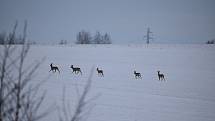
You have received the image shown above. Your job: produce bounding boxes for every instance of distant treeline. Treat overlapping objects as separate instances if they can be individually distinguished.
[2,22,215,45]
[76,30,112,44]
[206,39,215,44]
[0,21,26,45]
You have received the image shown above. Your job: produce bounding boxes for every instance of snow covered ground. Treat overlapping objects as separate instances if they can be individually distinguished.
[26,44,215,121]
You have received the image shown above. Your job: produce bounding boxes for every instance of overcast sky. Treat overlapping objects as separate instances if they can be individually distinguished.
[0,0,215,44]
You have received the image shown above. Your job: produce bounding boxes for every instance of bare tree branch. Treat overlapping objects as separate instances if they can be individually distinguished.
[0,21,49,121]
[59,66,99,121]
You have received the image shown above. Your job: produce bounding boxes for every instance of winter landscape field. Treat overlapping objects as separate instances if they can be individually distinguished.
[22,44,215,121]
[1,0,215,121]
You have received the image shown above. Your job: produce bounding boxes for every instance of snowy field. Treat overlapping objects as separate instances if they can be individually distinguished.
[25,44,215,121]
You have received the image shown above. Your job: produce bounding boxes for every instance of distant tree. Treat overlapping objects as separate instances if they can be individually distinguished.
[102,33,112,44]
[92,32,112,44]
[206,39,215,44]
[0,32,6,44]
[28,41,37,45]
[93,31,102,44]
[59,40,67,45]
[76,30,92,44]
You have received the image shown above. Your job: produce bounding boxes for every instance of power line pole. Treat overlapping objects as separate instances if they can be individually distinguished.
[144,27,153,44]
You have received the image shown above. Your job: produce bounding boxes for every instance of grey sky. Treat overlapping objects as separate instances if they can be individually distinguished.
[0,0,215,44]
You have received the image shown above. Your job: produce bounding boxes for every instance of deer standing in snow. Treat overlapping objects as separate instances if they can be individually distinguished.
[157,71,165,81]
[96,68,104,77]
[134,71,142,79]
[70,65,82,75]
[49,63,60,73]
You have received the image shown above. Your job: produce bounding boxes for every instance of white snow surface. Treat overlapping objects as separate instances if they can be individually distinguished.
[21,44,215,121]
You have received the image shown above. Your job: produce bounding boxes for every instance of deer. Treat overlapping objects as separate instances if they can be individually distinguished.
[49,63,60,73]
[96,68,104,77]
[70,65,82,75]
[157,71,165,81]
[134,71,142,79]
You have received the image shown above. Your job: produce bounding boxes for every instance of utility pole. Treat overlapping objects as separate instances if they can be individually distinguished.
[144,27,153,44]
